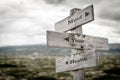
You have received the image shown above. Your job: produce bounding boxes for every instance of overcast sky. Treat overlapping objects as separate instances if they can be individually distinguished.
[0,0,120,47]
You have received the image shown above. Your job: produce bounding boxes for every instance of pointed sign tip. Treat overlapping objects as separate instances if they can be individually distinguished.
[85,12,89,17]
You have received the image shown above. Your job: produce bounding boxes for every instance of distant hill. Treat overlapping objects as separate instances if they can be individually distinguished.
[109,43,120,52]
[0,43,120,56]
[0,44,71,56]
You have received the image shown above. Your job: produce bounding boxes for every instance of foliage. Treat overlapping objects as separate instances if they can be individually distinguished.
[0,55,119,80]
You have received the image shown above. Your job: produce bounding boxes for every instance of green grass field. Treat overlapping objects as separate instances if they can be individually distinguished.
[0,55,120,80]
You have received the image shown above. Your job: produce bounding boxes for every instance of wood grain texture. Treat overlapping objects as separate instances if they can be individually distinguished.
[73,69,85,80]
[55,5,94,32]
[56,49,98,73]
[47,31,109,50]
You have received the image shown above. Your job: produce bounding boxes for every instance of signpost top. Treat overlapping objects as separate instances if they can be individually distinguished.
[55,5,94,32]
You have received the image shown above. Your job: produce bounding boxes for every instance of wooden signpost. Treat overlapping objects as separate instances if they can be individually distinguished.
[46,5,109,80]
[47,31,109,50]
[55,5,94,32]
[56,49,97,73]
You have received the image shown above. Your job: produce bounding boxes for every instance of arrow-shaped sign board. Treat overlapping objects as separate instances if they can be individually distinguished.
[55,5,94,32]
[47,31,109,50]
[56,49,98,73]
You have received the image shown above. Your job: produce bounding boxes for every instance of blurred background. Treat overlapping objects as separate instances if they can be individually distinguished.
[0,0,120,80]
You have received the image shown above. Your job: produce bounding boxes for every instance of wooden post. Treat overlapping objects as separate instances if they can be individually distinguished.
[71,27,85,80]
[73,69,85,80]
[70,8,85,80]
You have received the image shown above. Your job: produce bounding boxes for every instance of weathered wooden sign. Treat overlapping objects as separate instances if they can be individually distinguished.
[47,31,109,50]
[55,5,94,32]
[56,49,98,73]
[47,4,109,80]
